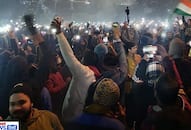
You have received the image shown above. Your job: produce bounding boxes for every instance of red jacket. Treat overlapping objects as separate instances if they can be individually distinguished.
[46,72,66,94]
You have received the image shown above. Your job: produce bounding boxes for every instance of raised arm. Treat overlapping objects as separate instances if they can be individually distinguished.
[51,17,96,122]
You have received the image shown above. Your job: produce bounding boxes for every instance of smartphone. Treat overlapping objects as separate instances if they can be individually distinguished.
[103,36,108,43]
[143,45,157,54]
[146,54,154,59]
[188,41,191,47]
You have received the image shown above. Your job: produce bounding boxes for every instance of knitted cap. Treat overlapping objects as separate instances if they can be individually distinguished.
[9,83,33,102]
[93,78,120,106]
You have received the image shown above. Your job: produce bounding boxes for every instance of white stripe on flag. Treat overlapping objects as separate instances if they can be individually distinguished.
[176,3,191,15]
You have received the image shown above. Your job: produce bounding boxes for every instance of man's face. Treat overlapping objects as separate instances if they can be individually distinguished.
[9,93,33,121]
[129,45,138,54]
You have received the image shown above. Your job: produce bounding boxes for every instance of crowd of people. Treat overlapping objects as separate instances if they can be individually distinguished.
[0,13,191,130]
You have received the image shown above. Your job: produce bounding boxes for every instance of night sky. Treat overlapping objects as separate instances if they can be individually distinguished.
[0,0,180,23]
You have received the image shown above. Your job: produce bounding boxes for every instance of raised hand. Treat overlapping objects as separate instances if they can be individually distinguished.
[51,16,62,34]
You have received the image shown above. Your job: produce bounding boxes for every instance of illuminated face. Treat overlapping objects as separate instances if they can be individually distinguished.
[9,93,33,121]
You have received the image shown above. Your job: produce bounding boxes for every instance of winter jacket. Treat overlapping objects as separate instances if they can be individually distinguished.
[46,72,66,94]
[56,33,96,122]
[6,108,64,130]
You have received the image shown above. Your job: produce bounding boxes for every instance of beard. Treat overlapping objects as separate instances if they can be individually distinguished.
[11,107,32,122]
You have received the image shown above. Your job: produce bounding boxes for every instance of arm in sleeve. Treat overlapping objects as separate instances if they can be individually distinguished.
[113,42,128,85]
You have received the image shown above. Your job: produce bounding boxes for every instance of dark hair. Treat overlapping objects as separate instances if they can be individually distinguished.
[82,50,98,66]
[126,42,137,51]
[155,73,179,106]
[104,53,119,66]
[153,108,191,130]
[4,56,29,90]
[9,83,33,102]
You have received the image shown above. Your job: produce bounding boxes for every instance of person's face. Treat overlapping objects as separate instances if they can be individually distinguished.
[9,93,33,121]
[128,45,138,54]
[27,45,32,52]
[113,27,121,38]
[187,19,191,25]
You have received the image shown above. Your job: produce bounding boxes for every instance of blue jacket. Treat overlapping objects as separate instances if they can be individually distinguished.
[66,113,125,130]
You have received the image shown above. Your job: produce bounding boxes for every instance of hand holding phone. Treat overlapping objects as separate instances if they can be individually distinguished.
[51,16,63,34]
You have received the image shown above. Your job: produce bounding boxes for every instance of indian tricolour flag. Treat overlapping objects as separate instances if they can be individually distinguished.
[174,0,191,16]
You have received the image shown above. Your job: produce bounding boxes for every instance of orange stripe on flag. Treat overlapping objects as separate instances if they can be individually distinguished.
[181,0,191,8]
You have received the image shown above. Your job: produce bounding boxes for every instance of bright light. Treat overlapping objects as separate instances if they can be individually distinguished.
[3,24,12,32]
[178,20,183,25]
[85,1,90,4]
[85,30,89,33]
[70,0,90,5]
[95,27,100,31]
[0,27,4,33]
[79,26,85,30]
[135,23,141,30]
[45,25,50,30]
[146,20,154,28]
[143,45,157,54]
[25,36,29,40]
[141,18,145,24]
[75,35,80,40]
[189,41,191,47]
[35,24,42,29]
[15,27,19,31]
[161,21,169,29]
[51,28,57,34]
[120,23,124,26]
[163,22,169,28]
[41,31,46,35]
[161,32,166,38]
[153,28,157,34]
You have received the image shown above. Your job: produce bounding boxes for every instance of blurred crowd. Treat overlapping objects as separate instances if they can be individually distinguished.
[0,14,191,130]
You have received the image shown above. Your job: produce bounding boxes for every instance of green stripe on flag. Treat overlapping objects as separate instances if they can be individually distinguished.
[174,8,191,16]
